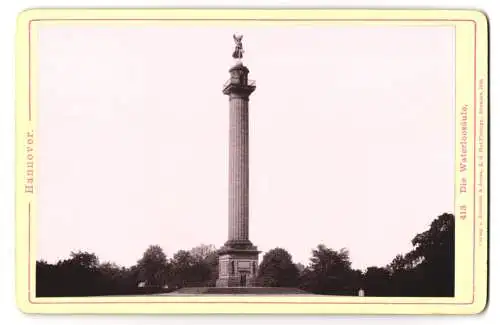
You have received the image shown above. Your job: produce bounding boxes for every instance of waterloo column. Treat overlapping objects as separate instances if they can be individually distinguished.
[217,35,260,288]
[227,64,253,244]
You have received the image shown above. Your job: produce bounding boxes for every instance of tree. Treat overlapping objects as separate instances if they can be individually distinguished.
[68,251,99,268]
[99,262,120,278]
[411,213,454,262]
[362,266,391,296]
[136,245,169,287]
[385,213,455,297]
[43,251,104,296]
[299,245,358,295]
[189,244,219,286]
[295,262,306,276]
[36,251,160,297]
[410,213,455,296]
[190,244,217,262]
[36,260,55,296]
[203,250,219,287]
[388,254,410,273]
[96,262,142,295]
[256,248,299,287]
[169,247,215,288]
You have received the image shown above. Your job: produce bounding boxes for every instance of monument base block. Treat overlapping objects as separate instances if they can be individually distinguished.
[216,243,260,288]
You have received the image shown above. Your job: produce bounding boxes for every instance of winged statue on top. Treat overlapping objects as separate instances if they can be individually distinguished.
[232,34,244,60]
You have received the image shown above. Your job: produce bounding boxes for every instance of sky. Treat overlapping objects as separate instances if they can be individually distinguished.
[36,23,455,270]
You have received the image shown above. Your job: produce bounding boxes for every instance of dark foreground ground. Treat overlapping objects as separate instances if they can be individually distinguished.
[163,287,312,295]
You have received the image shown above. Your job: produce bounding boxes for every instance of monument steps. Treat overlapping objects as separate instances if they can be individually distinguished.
[168,287,311,295]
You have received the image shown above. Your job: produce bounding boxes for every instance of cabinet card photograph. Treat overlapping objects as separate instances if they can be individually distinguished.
[15,8,488,315]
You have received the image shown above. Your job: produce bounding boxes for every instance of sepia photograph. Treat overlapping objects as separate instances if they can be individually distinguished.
[34,23,455,297]
[15,8,488,315]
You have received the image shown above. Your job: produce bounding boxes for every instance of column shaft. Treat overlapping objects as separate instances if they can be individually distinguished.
[228,95,249,242]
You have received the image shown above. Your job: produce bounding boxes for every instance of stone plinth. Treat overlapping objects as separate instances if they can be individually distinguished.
[216,245,259,287]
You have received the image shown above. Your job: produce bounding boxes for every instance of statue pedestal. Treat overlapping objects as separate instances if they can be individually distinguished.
[216,243,260,288]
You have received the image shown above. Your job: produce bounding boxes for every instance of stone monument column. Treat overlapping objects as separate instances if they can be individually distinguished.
[216,35,260,288]
[227,65,253,245]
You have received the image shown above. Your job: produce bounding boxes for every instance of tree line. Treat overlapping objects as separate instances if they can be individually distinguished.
[36,212,454,297]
